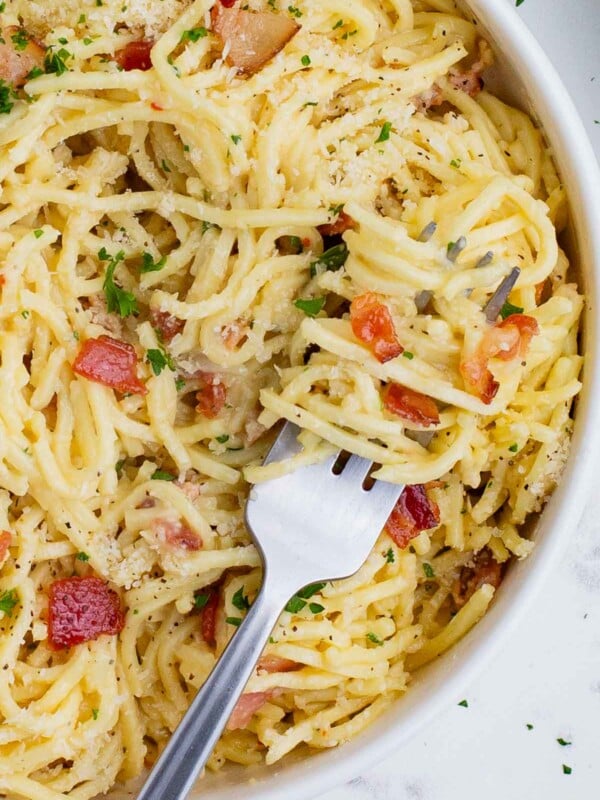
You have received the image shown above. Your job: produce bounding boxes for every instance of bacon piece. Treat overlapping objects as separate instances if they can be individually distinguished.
[149,309,185,343]
[115,40,154,71]
[221,320,248,350]
[196,374,227,418]
[350,292,403,363]
[73,335,147,395]
[448,39,493,99]
[152,519,203,551]
[200,588,220,646]
[87,293,123,337]
[460,314,539,404]
[257,655,300,674]
[385,484,440,549]
[318,211,356,237]
[0,531,11,566]
[383,384,440,427]
[211,4,300,75]
[227,691,275,730]
[48,576,125,650]
[452,547,503,609]
[0,27,45,88]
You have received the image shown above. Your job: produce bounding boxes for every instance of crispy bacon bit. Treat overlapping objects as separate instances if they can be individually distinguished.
[221,321,248,350]
[460,314,539,404]
[73,335,147,396]
[149,309,185,343]
[452,547,504,609]
[257,655,300,674]
[0,531,11,566]
[535,279,550,305]
[350,292,403,363]
[385,485,440,549]
[211,4,300,75]
[196,374,227,418]
[48,576,125,650]
[200,589,219,646]
[227,691,275,730]
[115,40,154,71]
[152,519,203,551]
[0,27,45,88]
[318,211,356,237]
[383,384,440,427]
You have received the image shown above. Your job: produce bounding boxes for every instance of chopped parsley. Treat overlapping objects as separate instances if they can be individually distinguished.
[33,229,43,238]
[27,66,44,80]
[515,0,525,5]
[301,54,311,66]
[0,589,18,617]
[101,250,138,318]
[232,586,251,612]
[151,469,176,481]
[328,203,344,217]
[285,582,326,614]
[422,562,435,579]
[384,547,395,563]
[557,738,572,747]
[509,443,519,453]
[376,121,392,143]
[11,29,30,51]
[226,616,242,627]
[115,458,126,478]
[310,243,348,277]
[0,80,17,115]
[294,296,326,317]
[288,5,302,17]
[332,19,344,30]
[180,27,208,43]
[216,434,230,444]
[499,300,524,319]
[141,252,166,273]
[457,699,468,708]
[92,708,99,720]
[526,723,534,730]
[366,632,384,646]
[194,593,210,609]
[562,765,572,775]
[175,377,186,391]
[450,158,462,168]
[285,595,308,614]
[76,551,90,562]
[402,351,414,360]
[44,47,73,76]
[230,134,242,144]
[308,602,325,614]
[161,159,171,173]
[146,347,175,376]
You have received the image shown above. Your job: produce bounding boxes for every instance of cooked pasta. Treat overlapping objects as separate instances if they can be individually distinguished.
[0,0,582,797]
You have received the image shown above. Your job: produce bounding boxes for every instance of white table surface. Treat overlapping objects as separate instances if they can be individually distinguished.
[319,2,600,799]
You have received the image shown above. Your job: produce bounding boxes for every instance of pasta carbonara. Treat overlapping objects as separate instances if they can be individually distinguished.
[0,0,583,797]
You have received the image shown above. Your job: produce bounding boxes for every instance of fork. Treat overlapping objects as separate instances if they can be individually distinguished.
[137,421,403,800]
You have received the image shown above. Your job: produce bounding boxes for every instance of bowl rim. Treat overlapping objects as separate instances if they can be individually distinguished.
[189,3,600,798]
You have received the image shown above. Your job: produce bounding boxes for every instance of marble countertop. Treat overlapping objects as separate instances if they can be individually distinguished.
[320,3,600,799]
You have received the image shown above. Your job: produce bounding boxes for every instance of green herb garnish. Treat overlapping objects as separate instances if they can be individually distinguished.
[141,252,166,273]
[500,301,524,319]
[232,586,250,612]
[422,562,435,579]
[375,121,392,143]
[102,250,138,317]
[366,632,384,646]
[294,296,326,317]
[0,589,18,617]
[151,469,176,481]
[146,347,176,376]
[180,27,208,43]
[310,243,348,277]
[226,616,242,627]
[76,551,90,562]
[458,699,468,708]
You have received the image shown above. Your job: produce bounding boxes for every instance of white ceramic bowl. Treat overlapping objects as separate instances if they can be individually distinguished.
[119,3,600,798]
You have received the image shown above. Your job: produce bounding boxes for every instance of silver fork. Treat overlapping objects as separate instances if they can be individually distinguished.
[137,422,403,800]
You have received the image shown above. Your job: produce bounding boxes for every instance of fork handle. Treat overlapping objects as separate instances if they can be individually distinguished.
[137,579,289,800]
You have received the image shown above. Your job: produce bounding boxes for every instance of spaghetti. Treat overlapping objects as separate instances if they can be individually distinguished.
[0,0,583,797]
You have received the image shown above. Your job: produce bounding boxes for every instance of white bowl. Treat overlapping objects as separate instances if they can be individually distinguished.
[122,3,600,798]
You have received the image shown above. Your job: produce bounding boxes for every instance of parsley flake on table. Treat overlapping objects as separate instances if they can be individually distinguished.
[458,699,468,708]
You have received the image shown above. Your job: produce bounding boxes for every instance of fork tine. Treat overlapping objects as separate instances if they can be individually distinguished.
[262,422,306,465]
[339,453,375,484]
